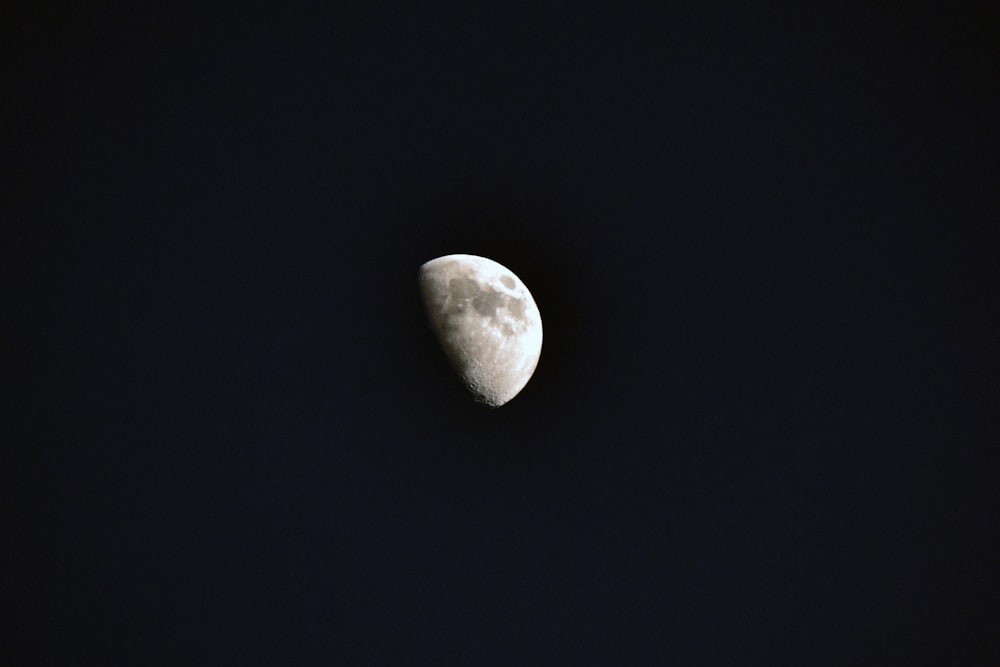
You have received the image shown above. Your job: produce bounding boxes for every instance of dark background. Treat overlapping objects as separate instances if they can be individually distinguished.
[5,2,998,664]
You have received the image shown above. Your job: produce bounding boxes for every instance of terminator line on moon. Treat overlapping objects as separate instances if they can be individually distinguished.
[419,254,543,407]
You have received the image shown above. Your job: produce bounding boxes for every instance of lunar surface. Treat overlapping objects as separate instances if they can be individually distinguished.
[419,254,543,407]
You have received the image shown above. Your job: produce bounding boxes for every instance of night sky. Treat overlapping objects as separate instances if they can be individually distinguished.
[6,2,998,664]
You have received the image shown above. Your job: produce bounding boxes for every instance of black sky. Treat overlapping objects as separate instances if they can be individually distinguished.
[5,2,999,664]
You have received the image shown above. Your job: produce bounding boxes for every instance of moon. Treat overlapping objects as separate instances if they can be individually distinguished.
[419,254,543,407]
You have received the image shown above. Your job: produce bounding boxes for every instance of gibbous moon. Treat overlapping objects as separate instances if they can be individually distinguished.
[419,254,543,407]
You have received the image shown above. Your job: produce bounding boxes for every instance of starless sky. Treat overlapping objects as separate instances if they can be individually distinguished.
[5,2,998,664]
